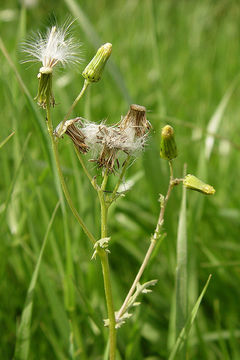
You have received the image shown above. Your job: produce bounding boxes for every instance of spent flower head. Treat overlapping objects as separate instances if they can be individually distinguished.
[55,104,151,173]
[22,22,82,108]
[22,23,81,69]
[120,104,151,137]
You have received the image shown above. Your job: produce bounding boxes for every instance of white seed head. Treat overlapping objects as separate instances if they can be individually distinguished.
[22,22,82,69]
[80,121,147,156]
[54,112,150,172]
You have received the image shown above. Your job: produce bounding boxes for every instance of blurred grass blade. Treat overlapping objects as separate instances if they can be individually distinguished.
[0,37,52,166]
[0,133,31,223]
[0,34,76,320]
[205,77,239,160]
[168,274,212,360]
[0,131,15,149]
[175,167,187,353]
[63,0,132,103]
[40,323,67,360]
[0,37,65,211]
[14,202,60,360]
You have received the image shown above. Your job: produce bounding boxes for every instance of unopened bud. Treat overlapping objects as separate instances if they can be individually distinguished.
[35,67,55,108]
[160,125,177,160]
[82,43,112,83]
[183,174,215,195]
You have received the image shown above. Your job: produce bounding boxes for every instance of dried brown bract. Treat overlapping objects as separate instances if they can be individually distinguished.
[64,118,89,153]
[119,104,151,137]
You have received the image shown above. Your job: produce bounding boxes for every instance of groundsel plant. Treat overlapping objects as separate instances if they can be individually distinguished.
[21,22,215,359]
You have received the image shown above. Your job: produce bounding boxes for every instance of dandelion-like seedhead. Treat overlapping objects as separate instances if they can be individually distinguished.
[22,22,82,108]
[55,105,151,172]
[22,23,82,69]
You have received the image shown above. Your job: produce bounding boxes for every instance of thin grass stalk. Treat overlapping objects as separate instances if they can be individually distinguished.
[175,164,187,358]
[0,131,15,149]
[14,202,60,360]
[169,275,212,360]
[0,133,31,227]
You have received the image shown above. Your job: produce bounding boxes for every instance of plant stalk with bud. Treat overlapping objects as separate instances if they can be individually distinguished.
[22,23,215,360]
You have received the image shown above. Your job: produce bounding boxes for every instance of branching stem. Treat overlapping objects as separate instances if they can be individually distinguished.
[116,160,175,321]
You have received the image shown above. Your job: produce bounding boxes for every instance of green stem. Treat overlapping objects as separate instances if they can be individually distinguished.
[74,146,98,191]
[98,172,117,360]
[116,160,175,321]
[64,79,90,123]
[46,104,96,245]
[57,80,90,138]
[110,155,131,203]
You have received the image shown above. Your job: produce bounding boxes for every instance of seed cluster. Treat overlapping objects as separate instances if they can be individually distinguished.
[55,105,151,172]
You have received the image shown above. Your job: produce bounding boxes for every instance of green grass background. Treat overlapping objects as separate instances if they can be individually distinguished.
[1,0,240,359]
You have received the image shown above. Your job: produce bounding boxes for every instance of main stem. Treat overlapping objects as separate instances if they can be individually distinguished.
[116,161,174,321]
[98,172,116,360]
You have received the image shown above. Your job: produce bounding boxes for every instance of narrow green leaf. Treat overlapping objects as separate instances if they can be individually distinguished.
[14,202,60,360]
[0,37,52,167]
[0,131,15,149]
[0,133,31,224]
[40,322,68,360]
[168,275,212,360]
[175,172,187,339]
[205,77,239,160]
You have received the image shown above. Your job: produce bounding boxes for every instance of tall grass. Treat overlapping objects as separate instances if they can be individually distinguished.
[1,0,240,359]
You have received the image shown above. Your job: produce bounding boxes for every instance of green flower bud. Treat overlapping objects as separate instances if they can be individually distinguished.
[82,43,112,83]
[160,125,177,160]
[35,66,55,108]
[183,174,215,195]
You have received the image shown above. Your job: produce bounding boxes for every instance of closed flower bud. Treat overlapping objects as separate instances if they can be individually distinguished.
[183,174,215,195]
[82,43,112,82]
[160,125,177,160]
